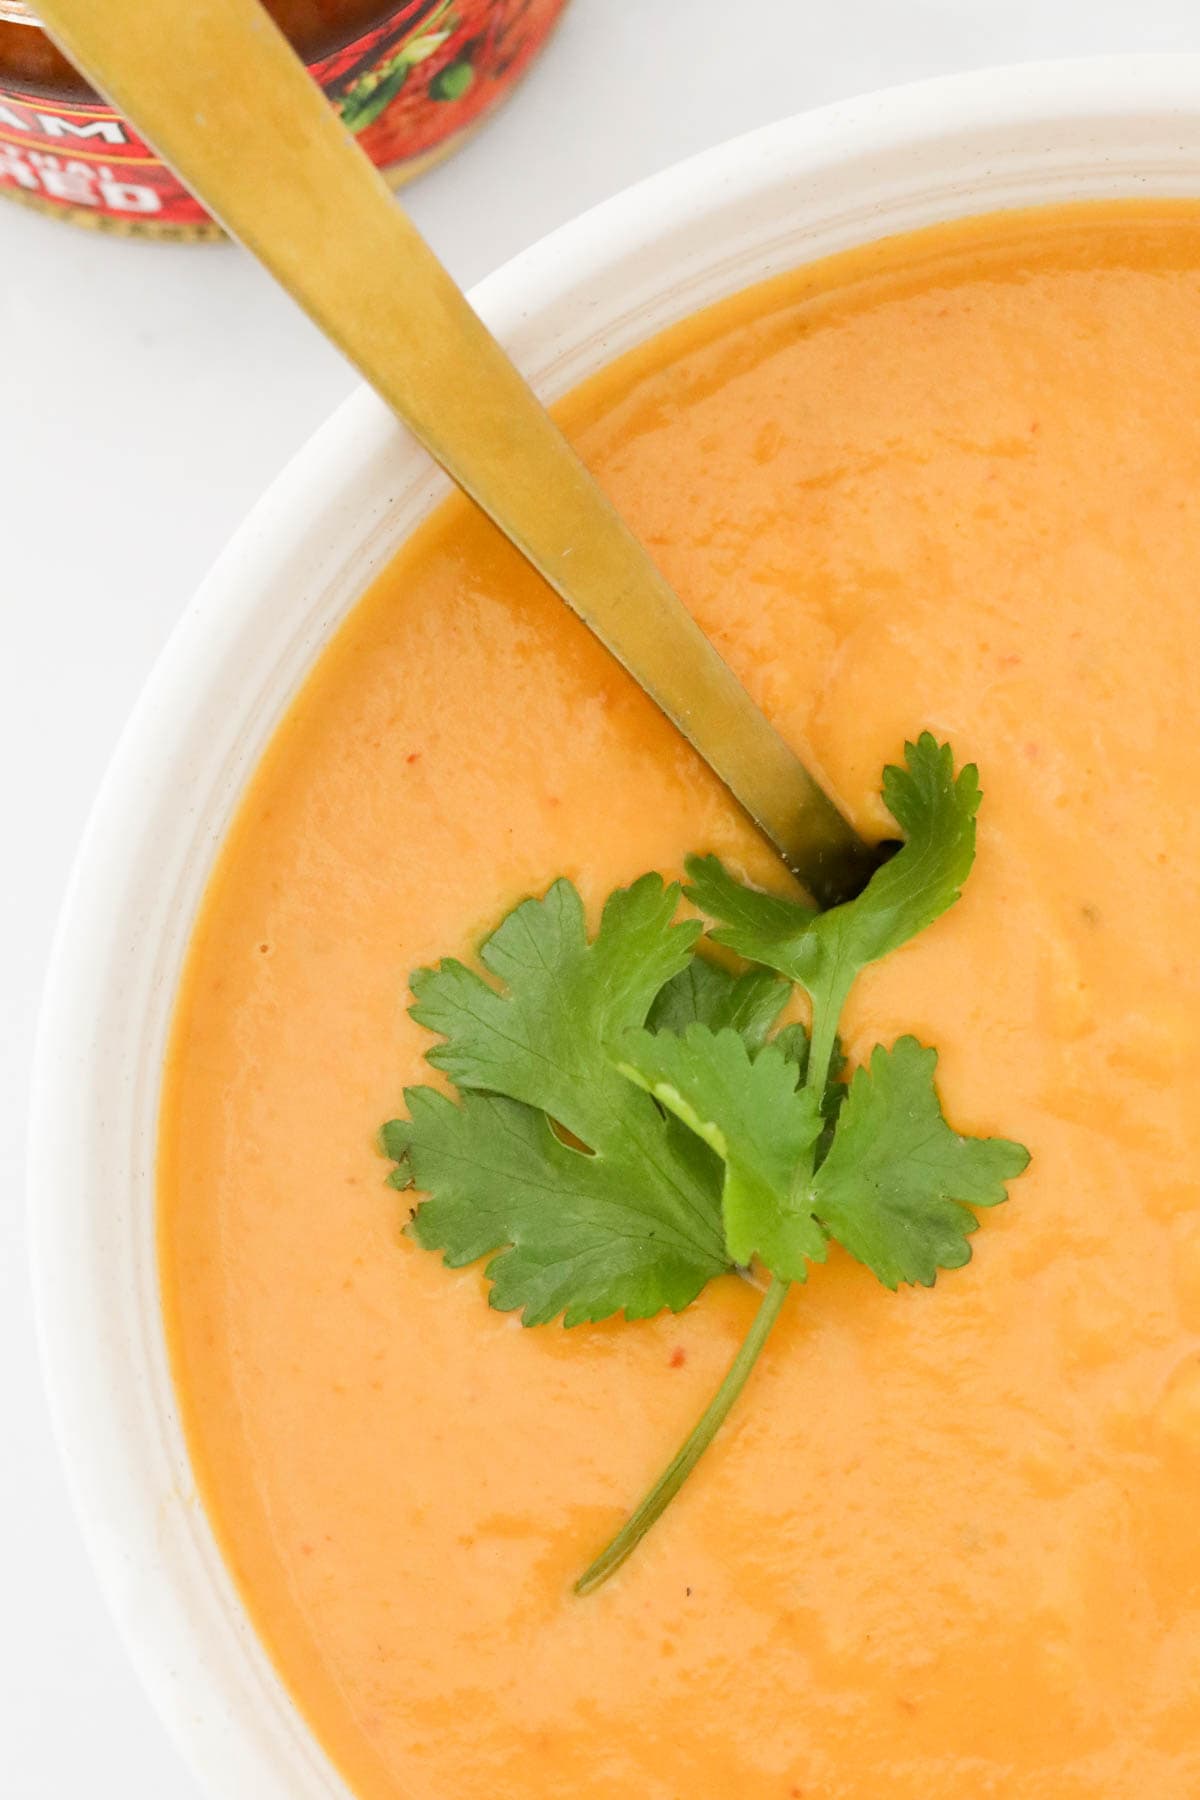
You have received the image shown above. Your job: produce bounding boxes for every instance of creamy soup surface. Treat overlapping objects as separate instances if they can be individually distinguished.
[161,205,1200,1799]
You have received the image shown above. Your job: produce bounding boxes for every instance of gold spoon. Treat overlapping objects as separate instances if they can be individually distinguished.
[36,0,877,905]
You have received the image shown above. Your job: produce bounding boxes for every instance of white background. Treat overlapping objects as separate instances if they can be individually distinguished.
[3,2,1199,1795]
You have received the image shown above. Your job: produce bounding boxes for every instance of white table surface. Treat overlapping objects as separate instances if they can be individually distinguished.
[4,2,1200,1794]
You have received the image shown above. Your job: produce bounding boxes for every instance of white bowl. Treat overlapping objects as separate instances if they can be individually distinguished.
[29,54,1200,1800]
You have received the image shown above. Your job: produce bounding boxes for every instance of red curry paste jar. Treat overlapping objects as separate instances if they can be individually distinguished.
[0,0,568,239]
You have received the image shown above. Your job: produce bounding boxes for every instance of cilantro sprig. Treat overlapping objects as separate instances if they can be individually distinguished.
[381,735,1029,1591]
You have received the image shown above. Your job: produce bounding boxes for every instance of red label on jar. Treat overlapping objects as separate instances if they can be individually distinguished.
[0,91,204,226]
[317,0,566,170]
[0,0,566,234]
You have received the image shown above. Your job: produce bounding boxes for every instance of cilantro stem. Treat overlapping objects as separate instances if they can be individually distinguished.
[576,985,842,1594]
[574,1273,791,1594]
[807,989,846,1106]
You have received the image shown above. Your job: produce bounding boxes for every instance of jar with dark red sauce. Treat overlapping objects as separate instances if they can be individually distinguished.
[0,0,567,237]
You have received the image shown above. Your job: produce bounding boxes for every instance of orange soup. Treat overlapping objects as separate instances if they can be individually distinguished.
[161,204,1200,1798]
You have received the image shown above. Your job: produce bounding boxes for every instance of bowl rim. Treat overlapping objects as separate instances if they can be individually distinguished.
[28,51,1200,1800]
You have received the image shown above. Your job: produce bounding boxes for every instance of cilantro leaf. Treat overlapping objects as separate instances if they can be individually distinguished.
[384,876,732,1325]
[619,1025,826,1281]
[687,735,980,1074]
[682,855,816,973]
[395,1088,729,1326]
[411,874,701,1144]
[808,1036,1030,1289]
[646,956,789,1047]
[798,733,979,1001]
[647,959,843,1108]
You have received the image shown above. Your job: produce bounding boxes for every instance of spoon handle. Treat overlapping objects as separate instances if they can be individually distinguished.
[37,0,876,904]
